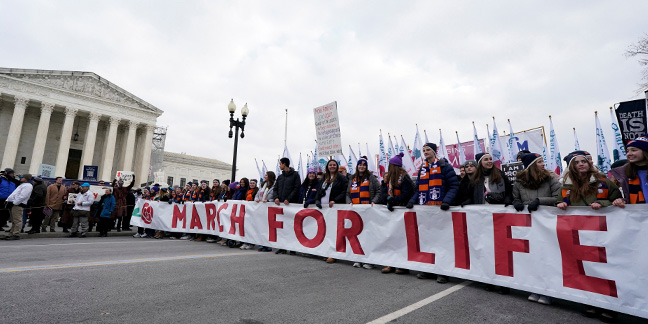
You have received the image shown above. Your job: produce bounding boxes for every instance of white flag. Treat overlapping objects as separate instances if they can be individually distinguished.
[297,153,304,180]
[313,142,321,172]
[507,119,519,161]
[548,116,562,175]
[542,136,551,171]
[365,142,377,175]
[424,129,430,144]
[595,112,612,174]
[262,160,268,176]
[347,145,358,172]
[255,158,264,180]
[490,118,509,165]
[438,129,448,159]
[378,131,388,180]
[486,124,494,154]
[412,125,424,170]
[456,131,466,165]
[609,107,626,162]
[282,145,292,164]
[400,136,418,177]
[473,122,483,155]
[573,128,581,150]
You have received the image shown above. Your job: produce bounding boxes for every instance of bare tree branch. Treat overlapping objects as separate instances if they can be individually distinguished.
[626,33,648,93]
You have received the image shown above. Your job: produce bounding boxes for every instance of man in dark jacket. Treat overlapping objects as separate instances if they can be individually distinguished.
[407,142,460,283]
[274,158,301,205]
[27,177,47,234]
[0,168,20,229]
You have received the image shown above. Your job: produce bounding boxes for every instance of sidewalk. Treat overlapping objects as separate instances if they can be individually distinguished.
[2,227,137,239]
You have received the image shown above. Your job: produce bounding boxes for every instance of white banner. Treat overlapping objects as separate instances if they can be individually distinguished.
[131,201,648,319]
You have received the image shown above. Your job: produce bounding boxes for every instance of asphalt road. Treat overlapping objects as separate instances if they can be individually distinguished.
[1,237,646,324]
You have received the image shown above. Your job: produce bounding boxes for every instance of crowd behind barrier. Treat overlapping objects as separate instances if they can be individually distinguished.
[2,136,648,322]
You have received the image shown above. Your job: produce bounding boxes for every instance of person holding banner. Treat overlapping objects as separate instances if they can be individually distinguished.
[610,136,648,205]
[469,153,513,206]
[556,151,622,211]
[380,152,416,274]
[455,160,477,206]
[299,169,318,208]
[256,172,276,203]
[233,179,249,201]
[274,157,301,254]
[316,159,349,263]
[346,157,381,206]
[511,153,560,305]
[407,143,459,283]
[210,179,222,201]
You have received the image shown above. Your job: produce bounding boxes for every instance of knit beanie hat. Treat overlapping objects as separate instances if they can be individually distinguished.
[463,160,477,168]
[521,153,542,169]
[475,153,490,165]
[626,135,648,152]
[423,143,438,153]
[389,152,404,167]
[357,156,368,166]
[563,150,588,167]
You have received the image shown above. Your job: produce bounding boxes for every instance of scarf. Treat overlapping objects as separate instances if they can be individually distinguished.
[350,177,371,204]
[416,159,444,205]
[561,175,609,205]
[388,174,402,197]
[628,176,646,204]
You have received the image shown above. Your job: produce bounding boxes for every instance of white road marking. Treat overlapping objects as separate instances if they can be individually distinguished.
[0,240,183,248]
[366,281,472,324]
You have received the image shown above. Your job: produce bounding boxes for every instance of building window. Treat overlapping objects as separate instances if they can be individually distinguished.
[180,178,186,187]
[167,176,174,187]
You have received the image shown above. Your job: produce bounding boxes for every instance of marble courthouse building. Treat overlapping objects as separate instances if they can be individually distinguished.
[0,68,163,182]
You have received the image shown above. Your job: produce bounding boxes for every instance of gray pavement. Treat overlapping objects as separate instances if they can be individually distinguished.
[1,237,646,324]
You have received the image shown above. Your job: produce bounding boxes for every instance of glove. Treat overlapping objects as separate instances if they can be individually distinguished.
[223,197,227,202]
[440,202,450,211]
[513,201,524,211]
[504,197,512,207]
[485,192,504,204]
[304,202,309,208]
[316,202,322,209]
[527,198,540,212]
[386,200,394,212]
[406,202,414,209]
[168,200,172,204]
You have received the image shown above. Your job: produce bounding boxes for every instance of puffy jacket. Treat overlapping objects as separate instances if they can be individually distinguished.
[512,174,561,205]
[409,158,460,205]
[560,175,622,207]
[0,175,18,199]
[28,183,47,208]
[346,173,381,204]
[300,179,320,206]
[274,168,301,203]
[100,195,116,218]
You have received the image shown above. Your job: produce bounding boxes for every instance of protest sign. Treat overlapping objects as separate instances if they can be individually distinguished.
[37,164,55,178]
[115,171,134,186]
[314,101,343,156]
[83,165,98,181]
[615,99,647,145]
[501,162,524,183]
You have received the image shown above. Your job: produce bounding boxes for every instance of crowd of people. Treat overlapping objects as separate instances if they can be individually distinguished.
[2,135,646,323]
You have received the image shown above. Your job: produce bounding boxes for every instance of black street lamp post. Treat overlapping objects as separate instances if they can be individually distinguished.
[228,99,249,182]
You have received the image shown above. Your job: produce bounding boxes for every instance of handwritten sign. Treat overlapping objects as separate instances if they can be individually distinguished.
[115,171,134,186]
[313,101,343,156]
[38,164,56,178]
[67,193,78,205]
[501,162,524,183]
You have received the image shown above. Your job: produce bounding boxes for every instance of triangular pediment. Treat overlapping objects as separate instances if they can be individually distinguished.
[0,68,163,115]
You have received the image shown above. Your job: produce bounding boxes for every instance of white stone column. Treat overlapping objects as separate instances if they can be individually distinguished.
[77,112,101,179]
[122,120,138,171]
[28,102,55,174]
[138,124,156,185]
[100,116,121,181]
[54,107,79,177]
[1,96,29,169]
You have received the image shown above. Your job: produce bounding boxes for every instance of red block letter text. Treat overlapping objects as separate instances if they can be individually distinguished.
[336,210,364,254]
[452,212,470,269]
[404,212,435,264]
[172,204,187,229]
[493,213,531,277]
[294,209,326,248]
[229,204,245,236]
[267,207,284,242]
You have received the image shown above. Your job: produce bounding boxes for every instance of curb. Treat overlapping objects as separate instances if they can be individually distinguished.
[2,228,137,239]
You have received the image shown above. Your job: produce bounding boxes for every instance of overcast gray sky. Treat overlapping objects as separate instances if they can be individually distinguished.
[1,0,647,179]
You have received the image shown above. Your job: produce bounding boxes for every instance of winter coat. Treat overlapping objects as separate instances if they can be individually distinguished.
[346,173,381,204]
[274,168,302,203]
[512,174,561,205]
[7,182,33,206]
[0,175,19,200]
[380,173,415,205]
[28,182,47,209]
[560,175,622,207]
[610,165,641,203]
[61,187,80,224]
[300,179,320,206]
[316,175,349,204]
[454,176,473,206]
[256,183,276,202]
[46,183,67,210]
[99,195,116,218]
[126,191,136,211]
[232,187,248,200]
[409,158,460,205]
[468,169,513,205]
[112,176,135,218]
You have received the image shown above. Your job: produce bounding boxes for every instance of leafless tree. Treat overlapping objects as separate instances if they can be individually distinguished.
[626,33,648,94]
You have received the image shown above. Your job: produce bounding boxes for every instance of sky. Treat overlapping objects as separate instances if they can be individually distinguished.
[1,0,647,180]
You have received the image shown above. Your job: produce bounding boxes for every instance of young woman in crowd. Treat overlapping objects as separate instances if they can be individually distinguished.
[511,153,561,305]
[610,136,647,205]
[256,171,276,203]
[246,179,259,201]
[557,150,623,322]
[346,157,381,269]
[316,159,349,263]
[231,178,249,200]
[211,179,221,201]
[468,152,513,294]
[300,169,319,208]
[380,153,415,274]
[454,160,476,206]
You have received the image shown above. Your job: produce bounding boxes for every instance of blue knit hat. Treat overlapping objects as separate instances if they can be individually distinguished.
[475,153,491,165]
[423,142,438,153]
[389,152,404,167]
[563,150,588,167]
[520,153,542,169]
[357,156,368,166]
[627,135,648,152]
